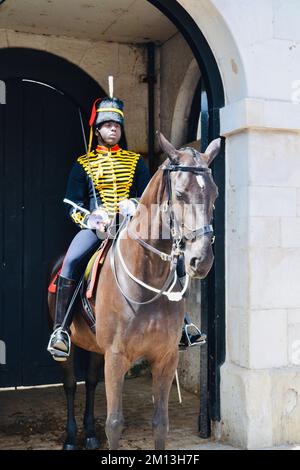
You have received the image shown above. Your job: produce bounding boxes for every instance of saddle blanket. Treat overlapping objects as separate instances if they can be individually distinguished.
[48,238,112,332]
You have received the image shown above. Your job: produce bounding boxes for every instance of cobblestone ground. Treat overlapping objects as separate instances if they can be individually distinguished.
[0,375,234,450]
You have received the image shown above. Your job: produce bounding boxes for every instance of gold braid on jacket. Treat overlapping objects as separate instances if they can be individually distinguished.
[77,146,140,219]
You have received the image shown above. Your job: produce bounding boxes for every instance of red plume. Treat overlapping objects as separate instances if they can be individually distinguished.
[89,98,102,127]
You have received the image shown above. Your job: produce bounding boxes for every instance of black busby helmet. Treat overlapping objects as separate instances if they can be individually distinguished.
[89,76,124,128]
[89,97,124,130]
[95,97,124,128]
[86,77,124,154]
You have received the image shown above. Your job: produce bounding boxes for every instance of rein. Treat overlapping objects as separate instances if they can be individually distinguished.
[110,216,187,305]
[110,161,214,306]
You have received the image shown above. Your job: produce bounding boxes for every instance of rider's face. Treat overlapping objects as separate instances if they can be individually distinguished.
[96,121,122,146]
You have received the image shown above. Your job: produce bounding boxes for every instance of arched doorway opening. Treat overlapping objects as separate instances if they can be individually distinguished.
[148,0,225,438]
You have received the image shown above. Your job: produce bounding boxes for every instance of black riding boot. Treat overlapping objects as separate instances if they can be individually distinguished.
[48,275,77,361]
[179,313,206,350]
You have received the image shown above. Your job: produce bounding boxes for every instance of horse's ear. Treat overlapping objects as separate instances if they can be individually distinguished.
[202,138,221,166]
[156,131,180,164]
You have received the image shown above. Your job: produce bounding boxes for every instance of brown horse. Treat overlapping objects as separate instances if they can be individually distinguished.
[48,133,220,450]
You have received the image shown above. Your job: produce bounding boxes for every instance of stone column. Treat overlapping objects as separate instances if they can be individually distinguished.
[220,98,300,448]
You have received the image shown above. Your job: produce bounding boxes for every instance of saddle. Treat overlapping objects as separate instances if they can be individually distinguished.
[48,237,112,333]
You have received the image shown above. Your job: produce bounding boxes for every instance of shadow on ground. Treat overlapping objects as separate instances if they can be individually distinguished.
[0,375,218,450]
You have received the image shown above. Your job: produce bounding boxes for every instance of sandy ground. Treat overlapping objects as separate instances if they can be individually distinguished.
[0,375,235,451]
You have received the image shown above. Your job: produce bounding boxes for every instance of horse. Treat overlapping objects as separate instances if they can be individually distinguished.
[48,132,220,450]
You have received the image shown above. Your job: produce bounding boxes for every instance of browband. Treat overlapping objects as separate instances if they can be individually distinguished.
[160,164,211,174]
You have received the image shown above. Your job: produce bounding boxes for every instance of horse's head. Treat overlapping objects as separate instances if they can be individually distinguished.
[158,132,220,279]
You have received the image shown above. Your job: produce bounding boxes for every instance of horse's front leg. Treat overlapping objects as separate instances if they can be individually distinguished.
[83,352,103,449]
[104,351,130,450]
[60,346,78,450]
[151,351,179,450]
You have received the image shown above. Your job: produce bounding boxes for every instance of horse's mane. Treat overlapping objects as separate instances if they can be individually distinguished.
[179,146,198,155]
[140,146,207,208]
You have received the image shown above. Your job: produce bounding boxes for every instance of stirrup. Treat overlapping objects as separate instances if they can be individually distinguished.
[47,327,71,362]
[179,323,206,350]
[185,323,206,347]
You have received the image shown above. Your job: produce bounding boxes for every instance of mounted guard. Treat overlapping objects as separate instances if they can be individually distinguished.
[47,78,205,362]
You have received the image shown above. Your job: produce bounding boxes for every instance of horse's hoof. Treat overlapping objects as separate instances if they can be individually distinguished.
[63,442,77,451]
[85,436,100,450]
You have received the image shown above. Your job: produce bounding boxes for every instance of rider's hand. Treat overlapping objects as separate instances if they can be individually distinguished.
[118,199,137,217]
[87,208,110,231]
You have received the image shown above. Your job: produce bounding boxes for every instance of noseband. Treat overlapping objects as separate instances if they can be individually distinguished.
[110,161,215,305]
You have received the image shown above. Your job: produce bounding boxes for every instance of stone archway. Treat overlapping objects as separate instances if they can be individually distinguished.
[148,0,229,437]
[170,58,201,148]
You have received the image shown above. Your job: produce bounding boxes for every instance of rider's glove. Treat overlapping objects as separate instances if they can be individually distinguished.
[118,199,138,217]
[87,208,110,230]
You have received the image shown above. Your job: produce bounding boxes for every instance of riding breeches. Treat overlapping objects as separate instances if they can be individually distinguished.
[61,229,101,280]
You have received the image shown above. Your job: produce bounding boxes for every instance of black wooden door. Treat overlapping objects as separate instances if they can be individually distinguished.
[0,78,90,386]
[0,79,23,387]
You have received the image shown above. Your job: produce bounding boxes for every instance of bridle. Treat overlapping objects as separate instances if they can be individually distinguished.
[159,162,214,247]
[110,159,215,306]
